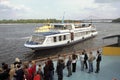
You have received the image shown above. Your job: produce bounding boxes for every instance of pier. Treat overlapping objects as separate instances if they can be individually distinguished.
[0,47,120,80]
[32,48,120,80]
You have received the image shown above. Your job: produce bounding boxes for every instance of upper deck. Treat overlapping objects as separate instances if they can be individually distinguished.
[34,23,95,33]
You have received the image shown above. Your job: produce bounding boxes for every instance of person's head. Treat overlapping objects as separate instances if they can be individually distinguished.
[39,64,41,67]
[58,54,61,57]
[15,58,20,62]
[97,50,99,53]
[90,52,92,55]
[82,52,84,55]
[69,56,72,60]
[97,50,101,55]
[29,60,32,63]
[45,61,48,66]
[32,61,36,65]
[2,62,5,66]
[83,49,86,52]
[47,57,50,60]
[2,64,8,70]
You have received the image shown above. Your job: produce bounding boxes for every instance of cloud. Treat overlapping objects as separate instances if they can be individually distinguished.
[0,0,31,19]
[0,0,120,19]
[37,0,99,19]
[93,0,120,19]
[63,0,120,19]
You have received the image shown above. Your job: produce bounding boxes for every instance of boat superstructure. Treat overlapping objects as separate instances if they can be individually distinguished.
[24,23,98,50]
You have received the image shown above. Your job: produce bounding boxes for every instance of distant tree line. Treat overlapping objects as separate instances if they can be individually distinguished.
[112,18,120,23]
[0,19,81,23]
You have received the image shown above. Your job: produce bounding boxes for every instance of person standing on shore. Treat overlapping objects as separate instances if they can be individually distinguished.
[72,53,77,72]
[79,52,85,71]
[44,61,50,80]
[66,56,72,77]
[9,64,16,80]
[56,59,65,80]
[95,50,102,73]
[88,52,95,73]
[47,57,54,80]
[83,50,88,69]
[14,64,24,80]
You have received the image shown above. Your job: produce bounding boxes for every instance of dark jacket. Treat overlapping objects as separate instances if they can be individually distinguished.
[66,60,72,67]
[48,60,54,71]
[0,70,10,80]
[14,68,24,80]
[56,60,65,75]
[84,53,88,61]
[44,64,50,80]
[96,54,102,62]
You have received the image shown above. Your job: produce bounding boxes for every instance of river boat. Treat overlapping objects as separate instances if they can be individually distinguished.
[24,23,98,50]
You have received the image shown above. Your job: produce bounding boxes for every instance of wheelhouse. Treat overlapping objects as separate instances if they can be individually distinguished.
[26,34,45,45]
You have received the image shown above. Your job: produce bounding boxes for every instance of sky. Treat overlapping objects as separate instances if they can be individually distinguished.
[0,0,120,20]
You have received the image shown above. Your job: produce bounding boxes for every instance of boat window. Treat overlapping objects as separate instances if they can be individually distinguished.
[29,35,45,44]
[82,24,85,27]
[75,32,79,37]
[65,25,72,29]
[63,35,66,40]
[59,36,62,41]
[53,24,72,30]
[86,31,89,34]
[53,37,57,42]
[54,25,64,29]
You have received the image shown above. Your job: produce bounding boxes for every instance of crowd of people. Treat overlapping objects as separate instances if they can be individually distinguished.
[0,50,103,80]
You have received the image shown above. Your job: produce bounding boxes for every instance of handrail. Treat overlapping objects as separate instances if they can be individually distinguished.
[30,47,102,63]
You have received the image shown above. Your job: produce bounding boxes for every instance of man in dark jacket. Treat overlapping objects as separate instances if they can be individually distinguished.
[66,56,72,77]
[83,50,88,69]
[56,59,65,80]
[14,64,24,80]
[44,61,50,80]
[47,58,54,80]
[95,50,102,73]
[0,63,10,80]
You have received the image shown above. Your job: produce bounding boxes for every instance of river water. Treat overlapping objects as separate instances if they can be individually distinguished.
[0,23,120,64]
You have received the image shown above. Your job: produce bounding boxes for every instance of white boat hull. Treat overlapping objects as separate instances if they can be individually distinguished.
[24,31,98,50]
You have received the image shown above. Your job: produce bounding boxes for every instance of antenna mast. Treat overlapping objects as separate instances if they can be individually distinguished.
[62,12,65,23]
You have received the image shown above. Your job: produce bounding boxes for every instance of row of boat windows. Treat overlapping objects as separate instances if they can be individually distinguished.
[51,31,92,43]
[29,35,68,44]
[53,35,67,42]
[53,25,72,30]
[74,31,91,37]
[29,31,95,44]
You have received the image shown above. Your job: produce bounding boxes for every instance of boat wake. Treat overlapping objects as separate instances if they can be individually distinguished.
[20,36,30,40]
[5,36,30,40]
